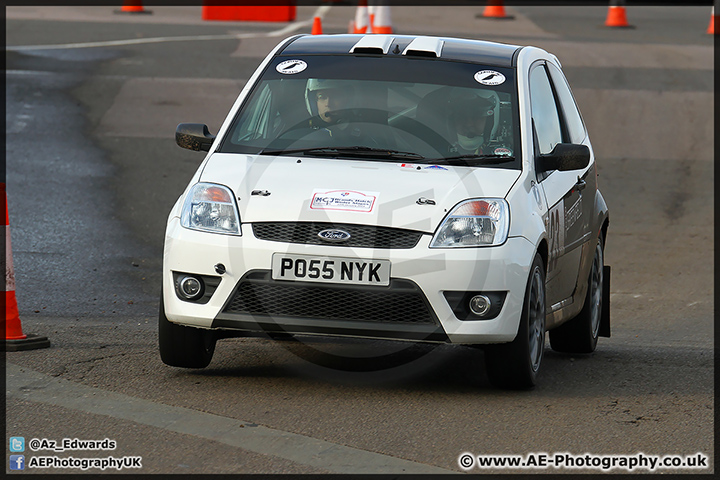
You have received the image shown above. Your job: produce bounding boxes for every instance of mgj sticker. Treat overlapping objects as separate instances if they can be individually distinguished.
[310,189,378,213]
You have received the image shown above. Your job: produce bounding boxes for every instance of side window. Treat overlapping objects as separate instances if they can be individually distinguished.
[547,63,586,144]
[529,64,562,155]
[232,83,273,143]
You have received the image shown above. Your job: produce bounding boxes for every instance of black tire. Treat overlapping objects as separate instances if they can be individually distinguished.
[158,291,216,368]
[484,253,546,389]
[549,237,604,354]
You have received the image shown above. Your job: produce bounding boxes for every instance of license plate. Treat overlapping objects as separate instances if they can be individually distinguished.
[271,253,390,286]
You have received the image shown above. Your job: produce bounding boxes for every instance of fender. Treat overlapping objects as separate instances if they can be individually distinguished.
[506,174,547,244]
[595,189,609,237]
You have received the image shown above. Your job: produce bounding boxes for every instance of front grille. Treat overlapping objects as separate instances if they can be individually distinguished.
[252,222,424,249]
[221,271,437,325]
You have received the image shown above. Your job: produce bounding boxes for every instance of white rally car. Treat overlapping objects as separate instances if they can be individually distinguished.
[161,34,610,388]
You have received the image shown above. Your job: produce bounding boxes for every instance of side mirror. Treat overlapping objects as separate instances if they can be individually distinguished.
[175,123,216,152]
[537,143,590,172]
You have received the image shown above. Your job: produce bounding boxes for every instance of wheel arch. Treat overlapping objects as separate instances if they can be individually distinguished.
[600,217,609,251]
[595,189,609,245]
[536,237,549,274]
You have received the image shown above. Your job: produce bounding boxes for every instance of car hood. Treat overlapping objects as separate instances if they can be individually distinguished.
[199,153,521,233]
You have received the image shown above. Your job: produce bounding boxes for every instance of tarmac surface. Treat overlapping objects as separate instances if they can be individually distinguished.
[4,4,715,475]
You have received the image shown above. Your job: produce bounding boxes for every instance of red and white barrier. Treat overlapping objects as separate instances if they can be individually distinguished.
[481,1,514,20]
[312,16,323,35]
[371,4,392,34]
[604,0,633,28]
[202,3,296,22]
[2,183,50,352]
[708,6,717,34]
[353,1,370,34]
[115,1,152,15]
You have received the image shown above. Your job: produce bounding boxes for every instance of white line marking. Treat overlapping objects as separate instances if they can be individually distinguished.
[6,4,331,52]
[6,362,453,474]
[609,293,643,299]
[5,69,57,75]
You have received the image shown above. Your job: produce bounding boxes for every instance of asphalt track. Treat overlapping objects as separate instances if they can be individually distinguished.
[4,4,714,474]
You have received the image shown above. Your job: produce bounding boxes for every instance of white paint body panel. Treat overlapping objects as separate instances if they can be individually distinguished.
[198,153,520,231]
[163,214,534,343]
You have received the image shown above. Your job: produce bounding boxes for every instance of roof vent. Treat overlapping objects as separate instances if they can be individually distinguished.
[402,37,444,58]
[350,35,395,55]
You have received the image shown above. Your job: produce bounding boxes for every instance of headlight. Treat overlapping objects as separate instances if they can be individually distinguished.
[181,183,241,235]
[430,199,509,247]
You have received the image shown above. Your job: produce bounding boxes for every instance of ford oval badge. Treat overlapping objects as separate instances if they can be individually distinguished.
[317,229,351,243]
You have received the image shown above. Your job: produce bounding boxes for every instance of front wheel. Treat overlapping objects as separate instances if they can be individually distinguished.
[484,253,546,389]
[549,237,604,354]
[159,291,216,368]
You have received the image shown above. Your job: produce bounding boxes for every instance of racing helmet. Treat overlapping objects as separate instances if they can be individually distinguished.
[304,78,355,116]
[448,90,497,148]
[448,91,496,121]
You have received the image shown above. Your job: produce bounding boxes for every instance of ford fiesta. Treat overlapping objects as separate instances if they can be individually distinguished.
[160,34,610,389]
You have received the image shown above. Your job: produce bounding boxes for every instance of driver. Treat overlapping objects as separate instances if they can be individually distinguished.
[305,79,355,128]
[305,78,380,148]
[303,79,380,147]
[448,92,496,155]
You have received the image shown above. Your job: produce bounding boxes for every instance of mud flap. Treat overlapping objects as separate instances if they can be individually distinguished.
[599,265,611,337]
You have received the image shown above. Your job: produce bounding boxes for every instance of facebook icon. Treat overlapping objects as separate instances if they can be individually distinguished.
[9,455,25,470]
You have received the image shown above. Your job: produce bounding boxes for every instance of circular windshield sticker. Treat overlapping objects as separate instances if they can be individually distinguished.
[474,70,506,86]
[276,59,308,75]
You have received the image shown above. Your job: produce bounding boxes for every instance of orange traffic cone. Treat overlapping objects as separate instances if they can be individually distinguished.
[354,1,370,34]
[369,4,376,32]
[2,184,50,352]
[115,1,152,14]
[707,7,717,34]
[480,0,514,20]
[604,1,633,28]
[311,16,323,35]
[371,4,393,34]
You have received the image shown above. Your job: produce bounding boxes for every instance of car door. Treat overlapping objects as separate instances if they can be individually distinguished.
[529,62,590,309]
[546,61,597,298]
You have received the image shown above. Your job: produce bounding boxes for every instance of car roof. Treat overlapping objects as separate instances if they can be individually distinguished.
[278,34,523,68]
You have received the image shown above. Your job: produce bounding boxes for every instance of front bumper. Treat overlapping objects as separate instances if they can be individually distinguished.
[162,217,535,344]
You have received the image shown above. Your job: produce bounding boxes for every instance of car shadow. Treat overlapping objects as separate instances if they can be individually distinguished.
[177,335,712,396]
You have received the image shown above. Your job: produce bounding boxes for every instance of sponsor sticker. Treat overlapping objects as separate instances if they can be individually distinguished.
[493,147,513,156]
[424,165,448,170]
[546,201,566,271]
[474,70,506,86]
[276,59,308,75]
[310,189,378,213]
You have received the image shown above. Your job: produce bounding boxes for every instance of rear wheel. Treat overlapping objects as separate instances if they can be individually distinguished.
[484,253,546,389]
[549,237,603,354]
[158,290,216,368]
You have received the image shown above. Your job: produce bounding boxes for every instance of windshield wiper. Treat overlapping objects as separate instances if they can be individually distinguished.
[259,146,425,161]
[421,154,515,166]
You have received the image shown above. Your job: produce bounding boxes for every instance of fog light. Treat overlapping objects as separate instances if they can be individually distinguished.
[178,275,204,300]
[469,295,491,316]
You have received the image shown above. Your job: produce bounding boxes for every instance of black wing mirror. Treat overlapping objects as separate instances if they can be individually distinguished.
[537,143,590,172]
[175,123,216,152]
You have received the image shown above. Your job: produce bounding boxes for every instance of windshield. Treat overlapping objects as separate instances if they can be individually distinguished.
[220,55,519,169]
